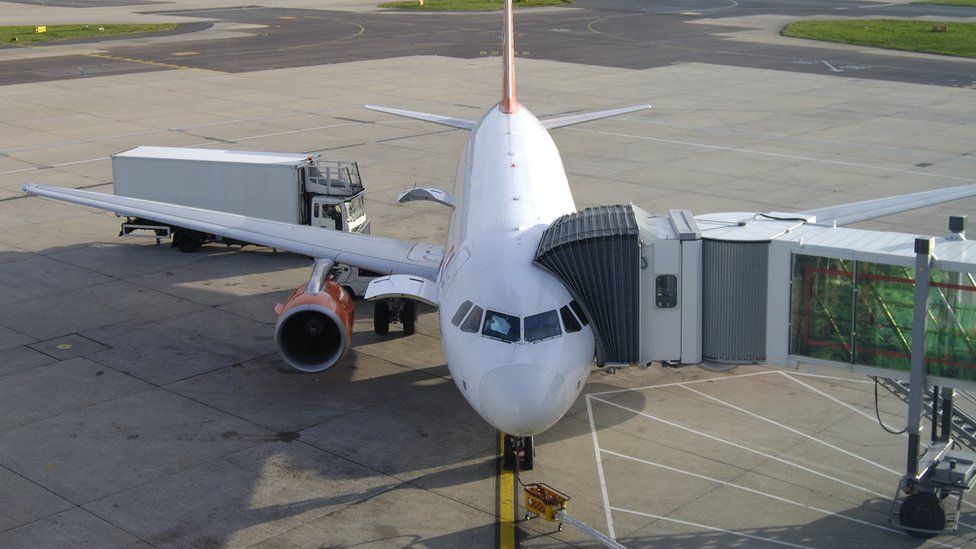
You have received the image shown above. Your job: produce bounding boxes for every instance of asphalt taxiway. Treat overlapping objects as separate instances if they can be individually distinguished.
[1,1,976,547]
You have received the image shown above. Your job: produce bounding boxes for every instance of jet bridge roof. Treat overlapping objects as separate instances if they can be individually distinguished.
[695,211,976,273]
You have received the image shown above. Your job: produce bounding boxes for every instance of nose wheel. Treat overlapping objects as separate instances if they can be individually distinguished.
[372,298,418,335]
[503,434,534,471]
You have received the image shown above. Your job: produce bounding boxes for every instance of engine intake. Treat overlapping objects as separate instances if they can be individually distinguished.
[274,263,354,372]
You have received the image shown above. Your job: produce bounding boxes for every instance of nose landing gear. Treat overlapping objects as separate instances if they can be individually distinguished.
[372,298,417,335]
[503,434,533,471]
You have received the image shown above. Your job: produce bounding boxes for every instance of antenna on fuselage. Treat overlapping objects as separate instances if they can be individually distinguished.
[500,0,519,114]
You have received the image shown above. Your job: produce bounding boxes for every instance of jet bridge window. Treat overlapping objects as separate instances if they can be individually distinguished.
[656,275,678,308]
[452,300,474,326]
[483,310,520,343]
[525,310,561,342]
[460,305,483,333]
[560,305,582,333]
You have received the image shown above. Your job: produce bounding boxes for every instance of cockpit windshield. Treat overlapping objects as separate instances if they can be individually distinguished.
[482,310,520,343]
[524,310,561,342]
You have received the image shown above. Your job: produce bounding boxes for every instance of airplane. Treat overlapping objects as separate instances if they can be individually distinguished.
[21,0,976,467]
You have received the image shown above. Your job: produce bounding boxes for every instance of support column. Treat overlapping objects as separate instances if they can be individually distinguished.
[906,237,934,478]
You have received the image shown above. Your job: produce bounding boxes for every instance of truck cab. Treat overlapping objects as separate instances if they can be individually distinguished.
[305,161,370,234]
[311,194,369,233]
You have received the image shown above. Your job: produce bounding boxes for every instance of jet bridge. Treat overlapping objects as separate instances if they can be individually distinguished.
[537,205,976,538]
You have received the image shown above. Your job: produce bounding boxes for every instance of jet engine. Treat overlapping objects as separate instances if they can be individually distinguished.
[274,260,355,372]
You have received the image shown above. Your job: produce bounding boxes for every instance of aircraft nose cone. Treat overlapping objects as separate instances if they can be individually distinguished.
[479,363,567,436]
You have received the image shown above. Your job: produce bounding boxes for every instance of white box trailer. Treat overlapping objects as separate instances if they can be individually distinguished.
[113,146,370,252]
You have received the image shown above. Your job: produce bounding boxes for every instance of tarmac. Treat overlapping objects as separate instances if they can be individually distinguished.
[1,1,976,547]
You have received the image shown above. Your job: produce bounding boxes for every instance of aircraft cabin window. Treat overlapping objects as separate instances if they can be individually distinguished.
[559,305,582,333]
[460,305,483,333]
[525,310,561,342]
[482,310,520,343]
[656,275,678,308]
[452,300,474,327]
[569,300,589,326]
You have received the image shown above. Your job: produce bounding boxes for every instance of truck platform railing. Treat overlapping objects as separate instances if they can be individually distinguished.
[306,161,363,196]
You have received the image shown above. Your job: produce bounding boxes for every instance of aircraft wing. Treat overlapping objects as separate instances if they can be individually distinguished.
[22,184,443,279]
[797,183,976,226]
[540,104,652,130]
[364,105,476,130]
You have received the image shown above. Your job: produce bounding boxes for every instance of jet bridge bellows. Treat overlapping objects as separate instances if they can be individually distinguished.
[534,205,702,366]
[534,205,640,365]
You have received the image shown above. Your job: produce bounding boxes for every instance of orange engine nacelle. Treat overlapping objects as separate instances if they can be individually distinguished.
[274,279,355,373]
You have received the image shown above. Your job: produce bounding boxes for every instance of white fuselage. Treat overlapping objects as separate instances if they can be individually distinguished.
[438,105,595,436]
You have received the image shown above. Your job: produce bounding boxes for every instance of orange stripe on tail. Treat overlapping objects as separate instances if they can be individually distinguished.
[500,0,519,114]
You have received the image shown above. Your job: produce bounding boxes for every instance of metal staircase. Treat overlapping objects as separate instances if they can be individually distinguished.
[876,377,976,451]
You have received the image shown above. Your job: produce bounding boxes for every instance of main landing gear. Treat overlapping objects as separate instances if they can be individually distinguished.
[373,298,417,335]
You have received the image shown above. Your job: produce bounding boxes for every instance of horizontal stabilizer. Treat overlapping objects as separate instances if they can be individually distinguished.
[798,183,976,226]
[364,105,475,130]
[541,104,652,130]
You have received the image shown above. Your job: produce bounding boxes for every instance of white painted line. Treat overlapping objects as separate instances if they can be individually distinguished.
[3,123,361,177]
[857,2,898,7]
[587,395,617,540]
[569,127,975,183]
[682,384,901,475]
[610,506,815,548]
[781,372,899,428]
[590,396,892,499]
[585,369,775,397]
[788,371,874,384]
[601,449,935,543]
[821,60,844,73]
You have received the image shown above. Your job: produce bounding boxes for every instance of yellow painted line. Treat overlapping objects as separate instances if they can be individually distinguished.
[85,52,195,71]
[170,51,199,57]
[498,432,517,549]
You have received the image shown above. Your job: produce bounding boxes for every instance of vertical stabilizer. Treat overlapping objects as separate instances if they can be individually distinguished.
[500,0,519,114]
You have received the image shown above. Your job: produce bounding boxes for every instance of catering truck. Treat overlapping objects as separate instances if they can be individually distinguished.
[113,146,370,253]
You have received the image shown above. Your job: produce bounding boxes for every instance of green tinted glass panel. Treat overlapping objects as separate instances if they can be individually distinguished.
[790,253,976,383]
[854,262,915,372]
[790,254,854,363]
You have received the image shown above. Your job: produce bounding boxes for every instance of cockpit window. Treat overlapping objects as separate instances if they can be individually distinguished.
[460,305,483,333]
[452,301,474,326]
[525,310,561,342]
[559,305,582,333]
[482,310,520,343]
[569,300,589,326]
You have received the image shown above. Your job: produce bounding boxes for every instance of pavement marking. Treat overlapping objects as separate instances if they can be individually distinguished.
[569,127,975,183]
[601,449,923,542]
[682,384,901,475]
[84,52,195,72]
[170,51,200,56]
[782,372,894,426]
[498,432,517,549]
[0,122,361,177]
[610,506,814,548]
[586,369,774,397]
[590,395,893,499]
[586,395,617,540]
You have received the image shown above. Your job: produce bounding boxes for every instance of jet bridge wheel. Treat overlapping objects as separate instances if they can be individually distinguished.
[900,492,946,539]
[373,300,390,335]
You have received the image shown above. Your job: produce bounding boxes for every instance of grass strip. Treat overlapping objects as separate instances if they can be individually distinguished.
[912,0,976,6]
[0,24,179,46]
[782,19,976,58]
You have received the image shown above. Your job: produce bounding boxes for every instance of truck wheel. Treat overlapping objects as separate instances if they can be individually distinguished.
[374,300,390,335]
[173,229,201,253]
[402,300,417,335]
